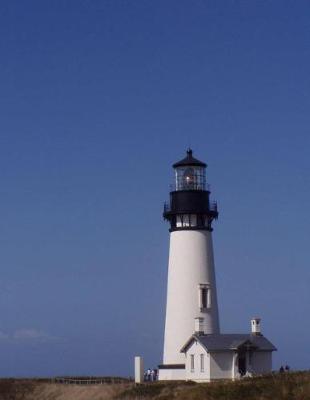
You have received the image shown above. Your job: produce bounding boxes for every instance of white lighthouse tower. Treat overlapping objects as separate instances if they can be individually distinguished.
[159,149,220,380]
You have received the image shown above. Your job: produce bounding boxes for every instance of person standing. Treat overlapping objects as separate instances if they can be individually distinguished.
[150,369,155,381]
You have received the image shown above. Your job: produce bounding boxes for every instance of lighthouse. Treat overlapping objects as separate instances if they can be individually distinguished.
[158,149,220,380]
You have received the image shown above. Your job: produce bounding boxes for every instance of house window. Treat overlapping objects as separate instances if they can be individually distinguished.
[190,355,195,372]
[199,284,211,310]
[200,354,205,372]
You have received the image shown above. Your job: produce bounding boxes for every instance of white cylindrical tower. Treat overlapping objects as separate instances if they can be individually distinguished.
[159,149,220,380]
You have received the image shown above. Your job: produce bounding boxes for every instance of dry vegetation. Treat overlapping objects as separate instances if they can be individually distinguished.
[0,371,309,400]
[117,372,310,400]
[0,379,127,400]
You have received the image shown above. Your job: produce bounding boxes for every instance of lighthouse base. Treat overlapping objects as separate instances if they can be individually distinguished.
[158,364,185,381]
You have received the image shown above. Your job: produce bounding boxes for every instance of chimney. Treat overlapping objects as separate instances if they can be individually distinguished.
[251,317,262,335]
[194,317,205,335]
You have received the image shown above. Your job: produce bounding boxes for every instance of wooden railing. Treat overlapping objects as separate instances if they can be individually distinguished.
[54,376,132,385]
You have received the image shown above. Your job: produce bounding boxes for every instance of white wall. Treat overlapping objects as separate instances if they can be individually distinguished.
[162,230,220,366]
[158,368,185,380]
[184,341,211,382]
[210,352,234,380]
[183,345,273,382]
[251,351,272,374]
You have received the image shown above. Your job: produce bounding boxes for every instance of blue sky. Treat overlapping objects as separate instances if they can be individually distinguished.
[0,0,309,376]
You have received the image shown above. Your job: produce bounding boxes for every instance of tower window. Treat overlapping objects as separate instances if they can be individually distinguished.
[201,288,207,308]
[176,215,182,227]
[190,214,197,227]
[183,214,190,227]
[199,284,211,310]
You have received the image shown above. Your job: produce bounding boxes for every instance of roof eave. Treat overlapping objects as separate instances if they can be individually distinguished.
[180,334,209,353]
[173,161,207,168]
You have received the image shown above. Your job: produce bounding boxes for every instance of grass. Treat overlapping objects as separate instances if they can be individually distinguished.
[115,371,310,400]
[0,371,309,400]
[0,379,36,400]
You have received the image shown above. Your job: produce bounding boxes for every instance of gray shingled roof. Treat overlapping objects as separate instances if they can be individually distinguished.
[180,334,277,353]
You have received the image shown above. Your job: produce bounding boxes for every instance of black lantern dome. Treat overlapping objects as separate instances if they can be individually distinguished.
[173,149,207,168]
[163,150,218,232]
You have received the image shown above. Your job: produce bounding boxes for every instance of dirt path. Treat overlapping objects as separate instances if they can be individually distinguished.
[25,382,129,400]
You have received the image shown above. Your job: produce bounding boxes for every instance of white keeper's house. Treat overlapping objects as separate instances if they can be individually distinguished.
[158,150,276,382]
